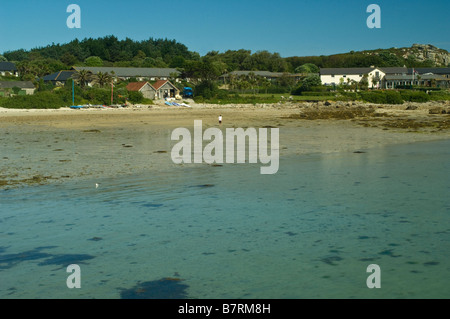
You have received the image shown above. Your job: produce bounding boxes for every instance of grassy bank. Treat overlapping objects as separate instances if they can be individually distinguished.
[194,89,450,105]
[1,88,449,109]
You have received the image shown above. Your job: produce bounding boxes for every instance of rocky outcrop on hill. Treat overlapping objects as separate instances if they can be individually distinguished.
[407,44,450,67]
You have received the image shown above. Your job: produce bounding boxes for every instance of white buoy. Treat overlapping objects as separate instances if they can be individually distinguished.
[95,183,99,189]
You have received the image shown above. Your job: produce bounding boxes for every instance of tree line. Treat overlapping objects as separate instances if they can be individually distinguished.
[2,36,444,83]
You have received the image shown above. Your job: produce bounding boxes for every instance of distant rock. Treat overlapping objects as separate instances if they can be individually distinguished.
[429,107,445,114]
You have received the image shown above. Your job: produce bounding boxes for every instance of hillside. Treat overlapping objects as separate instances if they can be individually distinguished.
[1,37,449,79]
[363,44,450,66]
[286,44,450,70]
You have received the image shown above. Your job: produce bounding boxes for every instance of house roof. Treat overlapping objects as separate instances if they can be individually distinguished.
[72,67,180,78]
[320,67,410,76]
[379,67,408,74]
[320,68,375,75]
[43,71,75,82]
[0,62,17,72]
[0,81,35,89]
[152,80,168,90]
[320,67,450,76]
[126,82,155,91]
[221,71,286,78]
[153,79,180,91]
[412,68,450,75]
[385,74,448,81]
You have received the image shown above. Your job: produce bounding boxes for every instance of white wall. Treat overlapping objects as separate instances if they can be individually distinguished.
[321,74,364,85]
[320,68,386,88]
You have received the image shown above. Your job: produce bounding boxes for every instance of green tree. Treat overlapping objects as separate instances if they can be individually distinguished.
[73,69,93,88]
[259,77,271,94]
[295,63,319,74]
[91,71,112,88]
[371,75,380,88]
[360,74,369,90]
[17,61,34,80]
[128,91,144,104]
[292,75,322,95]
[0,55,7,62]
[61,52,78,66]
[12,86,22,95]
[85,56,104,67]
[277,73,296,92]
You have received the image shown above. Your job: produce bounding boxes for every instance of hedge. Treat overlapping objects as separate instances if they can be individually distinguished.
[360,91,403,104]
[400,91,430,102]
[0,91,64,109]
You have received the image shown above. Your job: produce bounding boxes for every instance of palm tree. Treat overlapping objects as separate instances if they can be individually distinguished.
[16,61,35,80]
[73,69,93,88]
[91,71,112,88]
[371,75,381,89]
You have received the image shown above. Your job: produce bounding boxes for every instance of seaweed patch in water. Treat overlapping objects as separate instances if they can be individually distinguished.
[142,203,164,208]
[0,247,58,270]
[37,254,95,268]
[119,277,189,299]
[378,249,402,257]
[285,231,297,237]
[423,261,440,266]
[320,256,343,266]
[191,184,215,188]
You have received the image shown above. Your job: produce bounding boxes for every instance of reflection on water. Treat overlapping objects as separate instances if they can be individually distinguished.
[0,140,449,299]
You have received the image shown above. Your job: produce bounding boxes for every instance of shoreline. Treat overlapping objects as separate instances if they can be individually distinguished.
[1,102,449,189]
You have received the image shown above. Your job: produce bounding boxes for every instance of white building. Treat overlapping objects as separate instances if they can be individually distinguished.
[320,67,386,88]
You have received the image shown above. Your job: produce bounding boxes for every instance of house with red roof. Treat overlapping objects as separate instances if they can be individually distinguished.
[126,81,156,99]
[126,80,180,100]
[152,80,180,99]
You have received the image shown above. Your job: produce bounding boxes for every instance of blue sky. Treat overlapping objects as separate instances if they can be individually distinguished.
[1,0,449,57]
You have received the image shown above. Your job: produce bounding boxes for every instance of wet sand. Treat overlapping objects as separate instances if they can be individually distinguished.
[1,103,449,188]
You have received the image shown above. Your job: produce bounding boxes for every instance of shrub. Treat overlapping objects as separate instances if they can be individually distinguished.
[360,91,387,104]
[340,92,360,100]
[292,75,322,95]
[360,91,403,104]
[301,92,335,97]
[400,91,430,102]
[194,80,219,99]
[264,85,290,94]
[0,91,65,109]
[385,91,404,104]
[428,91,450,101]
[127,91,144,104]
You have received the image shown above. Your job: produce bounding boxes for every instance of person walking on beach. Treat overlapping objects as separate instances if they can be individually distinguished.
[218,115,222,125]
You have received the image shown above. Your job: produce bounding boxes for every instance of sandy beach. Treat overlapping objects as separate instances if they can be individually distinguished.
[1,100,449,188]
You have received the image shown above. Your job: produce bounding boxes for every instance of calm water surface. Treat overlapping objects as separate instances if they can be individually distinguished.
[1,139,449,299]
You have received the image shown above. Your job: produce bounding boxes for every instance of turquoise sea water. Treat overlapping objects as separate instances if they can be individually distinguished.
[0,139,449,299]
